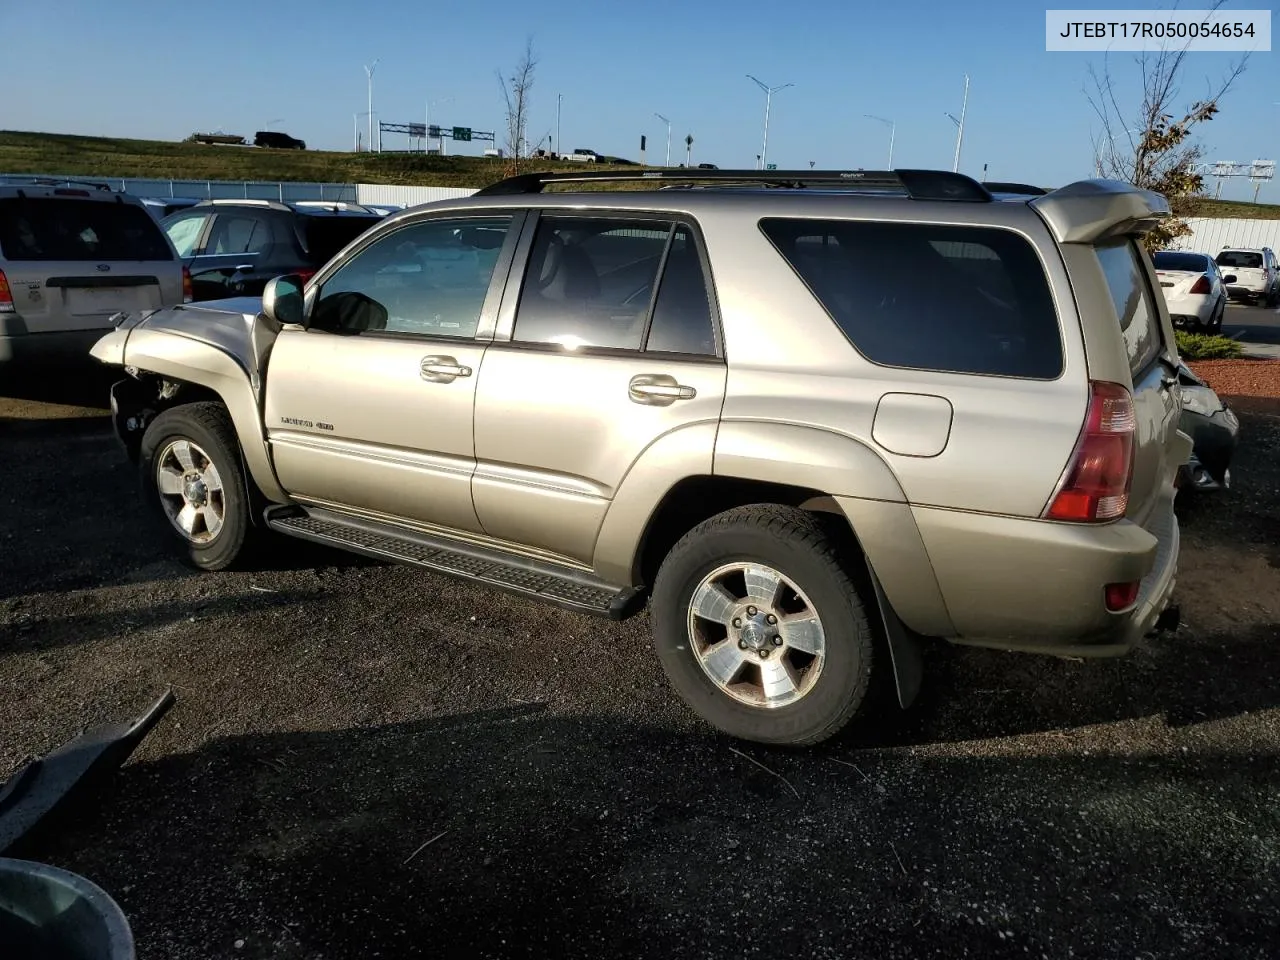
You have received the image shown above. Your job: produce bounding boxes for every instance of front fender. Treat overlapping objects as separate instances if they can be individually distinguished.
[118,327,288,503]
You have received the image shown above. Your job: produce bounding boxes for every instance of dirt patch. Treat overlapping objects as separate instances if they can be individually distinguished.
[1187,358,1280,401]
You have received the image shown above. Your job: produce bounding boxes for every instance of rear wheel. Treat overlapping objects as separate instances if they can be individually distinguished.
[139,402,253,571]
[650,505,876,746]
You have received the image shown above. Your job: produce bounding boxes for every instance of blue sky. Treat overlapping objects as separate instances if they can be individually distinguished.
[4,0,1276,199]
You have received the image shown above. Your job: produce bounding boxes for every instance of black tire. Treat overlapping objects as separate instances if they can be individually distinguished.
[650,504,876,746]
[139,402,253,571]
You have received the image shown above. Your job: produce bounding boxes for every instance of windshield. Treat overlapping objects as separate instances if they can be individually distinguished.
[1152,252,1208,272]
[1216,250,1263,268]
[0,197,174,261]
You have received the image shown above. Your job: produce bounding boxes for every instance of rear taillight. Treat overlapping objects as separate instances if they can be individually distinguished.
[1189,275,1211,295]
[182,266,193,303]
[1105,581,1140,612]
[0,270,13,313]
[1045,381,1136,523]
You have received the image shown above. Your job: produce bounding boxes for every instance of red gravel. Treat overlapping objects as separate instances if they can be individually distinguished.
[1187,359,1280,410]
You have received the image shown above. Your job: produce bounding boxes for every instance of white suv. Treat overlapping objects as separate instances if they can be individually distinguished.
[1215,247,1279,306]
[0,177,188,367]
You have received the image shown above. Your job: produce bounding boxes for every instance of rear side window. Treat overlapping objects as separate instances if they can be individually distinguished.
[208,215,269,255]
[759,218,1063,379]
[301,215,381,266]
[1216,250,1263,269]
[1095,239,1162,378]
[0,198,173,262]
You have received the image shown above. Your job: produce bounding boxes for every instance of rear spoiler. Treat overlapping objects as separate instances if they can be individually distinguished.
[1029,179,1170,244]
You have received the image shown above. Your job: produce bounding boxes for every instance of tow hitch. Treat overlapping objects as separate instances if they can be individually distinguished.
[1151,604,1181,636]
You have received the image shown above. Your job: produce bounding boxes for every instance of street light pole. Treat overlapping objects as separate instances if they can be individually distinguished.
[747,74,793,170]
[864,115,895,168]
[364,59,379,156]
[655,113,671,166]
[557,94,563,158]
[944,74,969,172]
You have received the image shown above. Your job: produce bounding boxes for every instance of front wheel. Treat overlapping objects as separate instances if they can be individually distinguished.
[139,402,253,571]
[650,505,877,746]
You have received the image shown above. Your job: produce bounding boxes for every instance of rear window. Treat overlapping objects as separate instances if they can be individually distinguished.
[1216,250,1263,269]
[1152,251,1208,272]
[0,197,173,262]
[1095,239,1162,378]
[758,218,1063,379]
[301,215,381,265]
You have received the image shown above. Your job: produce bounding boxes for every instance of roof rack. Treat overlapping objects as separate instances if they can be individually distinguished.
[0,174,114,192]
[472,168,994,202]
[983,181,1050,196]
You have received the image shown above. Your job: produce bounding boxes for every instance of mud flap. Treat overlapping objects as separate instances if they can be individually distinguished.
[868,568,924,710]
[0,690,175,855]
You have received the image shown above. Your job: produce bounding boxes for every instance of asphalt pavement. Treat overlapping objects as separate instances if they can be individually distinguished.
[2,363,1279,960]
[1222,300,1280,358]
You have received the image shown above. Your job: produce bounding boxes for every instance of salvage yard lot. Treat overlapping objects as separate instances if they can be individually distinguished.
[3,360,1280,959]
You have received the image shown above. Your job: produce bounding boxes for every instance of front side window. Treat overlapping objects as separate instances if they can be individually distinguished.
[759,218,1063,379]
[310,216,514,337]
[1095,239,1162,378]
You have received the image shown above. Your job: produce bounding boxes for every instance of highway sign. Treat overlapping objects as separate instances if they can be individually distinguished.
[766,163,777,170]
[453,127,472,142]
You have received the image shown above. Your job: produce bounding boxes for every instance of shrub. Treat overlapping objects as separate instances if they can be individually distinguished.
[1175,330,1244,360]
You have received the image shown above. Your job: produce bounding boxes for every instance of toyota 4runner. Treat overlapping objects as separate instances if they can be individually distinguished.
[90,168,1191,746]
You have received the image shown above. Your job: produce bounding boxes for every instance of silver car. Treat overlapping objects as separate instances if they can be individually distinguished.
[0,177,188,367]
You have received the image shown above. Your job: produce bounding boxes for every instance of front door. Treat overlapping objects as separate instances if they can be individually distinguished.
[471,212,727,566]
[264,212,524,534]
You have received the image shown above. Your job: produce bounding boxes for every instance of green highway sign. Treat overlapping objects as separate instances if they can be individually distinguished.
[765,163,777,170]
[453,126,472,142]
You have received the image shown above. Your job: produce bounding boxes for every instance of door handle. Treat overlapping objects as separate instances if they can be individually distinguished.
[420,355,473,382]
[629,373,696,405]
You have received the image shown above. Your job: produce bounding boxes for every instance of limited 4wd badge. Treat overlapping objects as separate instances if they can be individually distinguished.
[280,416,334,431]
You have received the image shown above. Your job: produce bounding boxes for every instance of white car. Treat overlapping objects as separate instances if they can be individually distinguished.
[1215,247,1279,306]
[1152,250,1229,332]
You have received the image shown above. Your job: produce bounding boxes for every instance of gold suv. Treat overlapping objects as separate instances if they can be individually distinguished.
[91,168,1191,745]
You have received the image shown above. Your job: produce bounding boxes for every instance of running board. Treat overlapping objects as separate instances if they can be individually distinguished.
[265,506,643,620]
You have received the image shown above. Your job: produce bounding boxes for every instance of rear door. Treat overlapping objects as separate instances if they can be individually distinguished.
[188,211,274,300]
[1093,239,1185,526]
[0,195,180,332]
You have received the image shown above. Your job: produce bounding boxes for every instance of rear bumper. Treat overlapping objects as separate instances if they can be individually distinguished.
[1225,281,1267,298]
[912,500,1181,658]
[1164,294,1215,326]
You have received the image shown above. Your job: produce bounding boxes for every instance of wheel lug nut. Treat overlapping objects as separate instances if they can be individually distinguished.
[738,639,748,650]
[733,618,742,629]
[766,614,777,625]
[772,636,783,646]
[760,648,770,658]
[747,606,757,616]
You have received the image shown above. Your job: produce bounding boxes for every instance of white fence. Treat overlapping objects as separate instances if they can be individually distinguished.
[1167,218,1280,253]
[355,184,478,207]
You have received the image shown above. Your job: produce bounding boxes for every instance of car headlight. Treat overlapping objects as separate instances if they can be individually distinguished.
[1181,385,1222,418]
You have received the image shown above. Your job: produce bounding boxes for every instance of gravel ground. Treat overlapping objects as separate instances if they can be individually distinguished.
[1187,358,1280,402]
[2,367,1280,960]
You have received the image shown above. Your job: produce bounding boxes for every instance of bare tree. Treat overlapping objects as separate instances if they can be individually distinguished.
[497,37,538,173]
[1086,0,1247,250]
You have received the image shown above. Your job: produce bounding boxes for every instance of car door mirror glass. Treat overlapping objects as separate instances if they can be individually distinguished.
[262,274,306,326]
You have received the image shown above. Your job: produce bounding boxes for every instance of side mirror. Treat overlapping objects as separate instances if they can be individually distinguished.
[262,274,305,326]
[1223,274,1237,284]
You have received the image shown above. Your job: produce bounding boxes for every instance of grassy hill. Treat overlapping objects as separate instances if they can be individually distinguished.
[0,130,641,189]
[2,130,1279,217]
